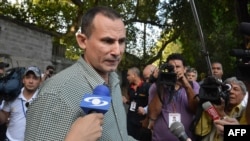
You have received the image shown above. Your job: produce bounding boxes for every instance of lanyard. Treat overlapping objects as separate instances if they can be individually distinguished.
[171,90,181,113]
[171,101,177,113]
[21,99,27,117]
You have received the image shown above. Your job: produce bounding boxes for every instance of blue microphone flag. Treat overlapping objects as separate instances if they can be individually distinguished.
[80,85,111,114]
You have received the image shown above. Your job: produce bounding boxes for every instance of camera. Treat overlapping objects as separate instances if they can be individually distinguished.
[198,76,230,105]
[154,63,177,104]
[156,63,177,91]
[230,49,250,59]
[230,22,250,81]
[229,48,250,81]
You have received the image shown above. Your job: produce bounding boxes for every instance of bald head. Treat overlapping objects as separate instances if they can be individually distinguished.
[143,64,158,82]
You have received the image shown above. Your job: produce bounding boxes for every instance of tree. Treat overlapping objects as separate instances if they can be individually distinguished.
[0,0,248,77]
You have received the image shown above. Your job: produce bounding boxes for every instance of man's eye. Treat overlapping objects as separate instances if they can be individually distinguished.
[104,39,114,44]
[119,39,126,44]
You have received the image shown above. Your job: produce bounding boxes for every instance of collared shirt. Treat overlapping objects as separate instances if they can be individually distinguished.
[3,87,38,141]
[24,57,136,141]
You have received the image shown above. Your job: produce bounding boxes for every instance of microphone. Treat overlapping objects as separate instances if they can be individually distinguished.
[239,22,250,36]
[80,85,111,114]
[202,101,220,120]
[170,121,189,141]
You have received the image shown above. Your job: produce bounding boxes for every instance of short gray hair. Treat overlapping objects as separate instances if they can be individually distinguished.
[224,77,247,95]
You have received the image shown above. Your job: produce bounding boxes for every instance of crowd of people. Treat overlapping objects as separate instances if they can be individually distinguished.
[0,6,249,141]
[121,54,249,141]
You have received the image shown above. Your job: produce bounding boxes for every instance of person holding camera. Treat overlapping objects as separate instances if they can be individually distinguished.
[41,65,55,82]
[147,53,200,141]
[194,76,248,141]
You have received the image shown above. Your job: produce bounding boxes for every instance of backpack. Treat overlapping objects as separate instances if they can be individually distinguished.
[0,67,26,102]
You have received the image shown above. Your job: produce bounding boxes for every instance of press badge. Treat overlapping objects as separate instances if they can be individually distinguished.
[129,101,136,111]
[169,113,181,127]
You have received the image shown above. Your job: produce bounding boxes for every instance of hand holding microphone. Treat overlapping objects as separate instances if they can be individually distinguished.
[65,85,111,141]
[64,113,104,141]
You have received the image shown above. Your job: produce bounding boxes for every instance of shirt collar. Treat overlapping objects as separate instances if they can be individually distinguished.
[229,104,245,118]
[18,87,39,102]
[78,56,120,89]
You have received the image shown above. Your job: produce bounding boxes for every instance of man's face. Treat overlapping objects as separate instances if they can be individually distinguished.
[77,14,126,75]
[143,66,155,82]
[46,68,54,77]
[212,63,223,79]
[22,72,41,92]
[143,71,151,83]
[228,82,245,107]
[168,60,186,76]
[186,72,197,81]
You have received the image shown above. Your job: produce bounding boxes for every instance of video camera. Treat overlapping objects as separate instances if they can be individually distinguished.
[154,63,177,104]
[198,76,231,105]
[230,22,250,81]
[156,63,177,92]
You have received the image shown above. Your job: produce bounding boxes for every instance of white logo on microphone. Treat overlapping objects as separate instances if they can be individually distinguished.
[84,97,109,106]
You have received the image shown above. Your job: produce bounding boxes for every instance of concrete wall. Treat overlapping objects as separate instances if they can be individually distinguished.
[0,16,56,72]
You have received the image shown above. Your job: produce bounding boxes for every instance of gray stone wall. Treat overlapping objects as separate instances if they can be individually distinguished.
[0,17,53,72]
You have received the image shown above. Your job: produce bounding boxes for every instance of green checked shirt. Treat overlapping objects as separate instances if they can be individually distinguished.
[24,57,136,141]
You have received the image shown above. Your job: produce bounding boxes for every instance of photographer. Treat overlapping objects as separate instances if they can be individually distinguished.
[194,77,248,141]
[148,53,200,141]
[41,65,55,82]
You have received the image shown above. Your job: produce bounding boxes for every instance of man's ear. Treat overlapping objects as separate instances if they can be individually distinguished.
[76,33,87,50]
[22,77,25,84]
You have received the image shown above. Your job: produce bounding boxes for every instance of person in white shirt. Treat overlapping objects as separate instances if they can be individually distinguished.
[0,66,41,141]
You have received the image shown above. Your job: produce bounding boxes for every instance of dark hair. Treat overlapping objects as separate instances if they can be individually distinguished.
[81,6,122,37]
[46,65,55,70]
[166,53,186,66]
[211,61,223,69]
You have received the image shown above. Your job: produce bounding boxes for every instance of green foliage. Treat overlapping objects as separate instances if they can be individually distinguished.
[179,0,240,79]
[0,0,248,77]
